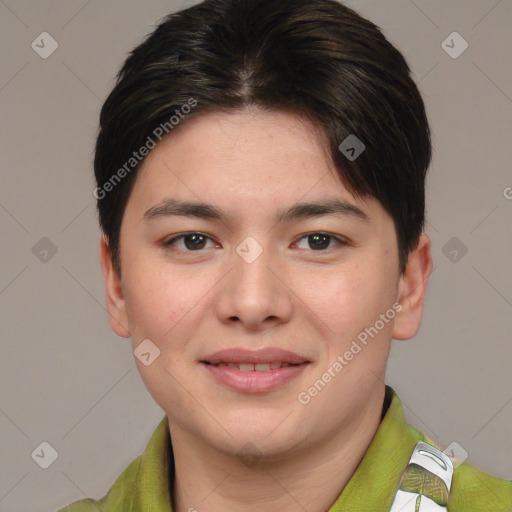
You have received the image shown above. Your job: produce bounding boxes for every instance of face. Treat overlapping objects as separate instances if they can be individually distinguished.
[101,108,431,459]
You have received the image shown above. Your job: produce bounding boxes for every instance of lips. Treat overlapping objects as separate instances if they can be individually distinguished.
[204,361,300,371]
[200,348,312,392]
[201,347,311,366]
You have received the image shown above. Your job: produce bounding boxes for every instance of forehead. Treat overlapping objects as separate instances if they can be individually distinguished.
[136,107,331,184]
[126,108,390,228]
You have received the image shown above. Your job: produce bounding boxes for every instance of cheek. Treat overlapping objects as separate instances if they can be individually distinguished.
[122,260,183,340]
[305,261,395,344]
[123,256,216,344]
[300,264,369,331]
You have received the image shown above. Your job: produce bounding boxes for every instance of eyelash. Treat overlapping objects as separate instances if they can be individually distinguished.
[162,232,348,253]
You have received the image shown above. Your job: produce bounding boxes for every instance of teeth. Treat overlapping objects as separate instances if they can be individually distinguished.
[211,361,300,370]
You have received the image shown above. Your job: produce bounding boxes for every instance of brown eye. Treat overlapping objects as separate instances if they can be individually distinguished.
[164,233,217,251]
[295,233,347,251]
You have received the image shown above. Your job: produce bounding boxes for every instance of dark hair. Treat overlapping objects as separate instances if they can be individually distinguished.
[94,0,431,277]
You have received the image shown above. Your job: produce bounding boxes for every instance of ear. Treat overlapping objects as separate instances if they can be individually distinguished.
[392,232,433,340]
[99,233,131,338]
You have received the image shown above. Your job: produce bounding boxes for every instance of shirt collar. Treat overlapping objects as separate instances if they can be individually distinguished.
[135,385,423,511]
[328,385,425,510]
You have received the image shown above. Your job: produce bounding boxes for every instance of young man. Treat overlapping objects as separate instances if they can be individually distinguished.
[60,0,511,510]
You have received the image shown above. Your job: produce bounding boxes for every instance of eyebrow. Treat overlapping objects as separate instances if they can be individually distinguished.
[143,198,370,224]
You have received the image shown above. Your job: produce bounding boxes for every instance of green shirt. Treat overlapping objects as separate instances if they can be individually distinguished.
[59,386,512,511]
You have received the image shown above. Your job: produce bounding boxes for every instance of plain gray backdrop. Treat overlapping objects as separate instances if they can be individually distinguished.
[0,1,511,511]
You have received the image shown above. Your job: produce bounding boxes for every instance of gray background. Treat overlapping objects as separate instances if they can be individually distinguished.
[0,1,511,511]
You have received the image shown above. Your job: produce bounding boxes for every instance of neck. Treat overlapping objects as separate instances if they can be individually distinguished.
[170,387,386,512]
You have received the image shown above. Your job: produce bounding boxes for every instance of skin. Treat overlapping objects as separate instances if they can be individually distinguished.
[100,107,432,512]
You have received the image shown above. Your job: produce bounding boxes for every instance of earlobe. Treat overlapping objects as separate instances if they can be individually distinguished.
[99,234,131,338]
[392,233,433,341]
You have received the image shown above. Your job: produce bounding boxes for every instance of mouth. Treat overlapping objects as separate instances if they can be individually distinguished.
[202,361,307,371]
[199,348,312,393]
[201,347,311,366]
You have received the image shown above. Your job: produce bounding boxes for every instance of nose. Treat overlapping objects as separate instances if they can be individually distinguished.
[213,237,293,331]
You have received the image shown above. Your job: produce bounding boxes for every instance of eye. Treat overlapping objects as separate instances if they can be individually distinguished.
[294,232,347,251]
[162,231,347,253]
[163,232,218,251]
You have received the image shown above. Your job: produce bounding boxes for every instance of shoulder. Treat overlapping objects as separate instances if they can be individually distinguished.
[385,388,511,511]
[58,455,143,512]
[448,460,512,512]
[418,431,511,512]
[58,414,171,512]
